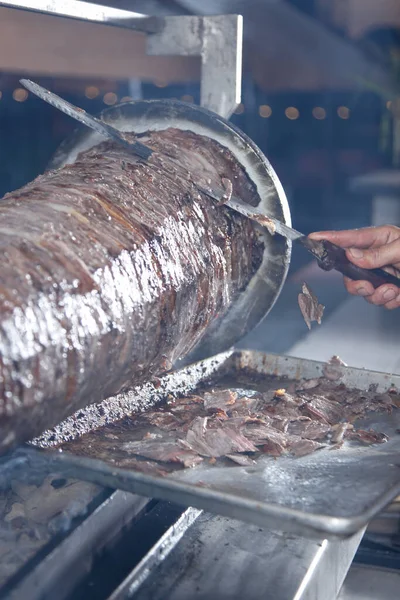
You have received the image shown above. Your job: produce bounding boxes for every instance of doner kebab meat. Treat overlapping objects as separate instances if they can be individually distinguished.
[0,128,264,455]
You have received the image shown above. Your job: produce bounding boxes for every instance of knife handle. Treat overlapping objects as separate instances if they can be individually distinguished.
[318,240,400,289]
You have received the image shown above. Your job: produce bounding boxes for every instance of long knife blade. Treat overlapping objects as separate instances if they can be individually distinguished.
[224,197,400,291]
[223,196,304,241]
[20,79,153,161]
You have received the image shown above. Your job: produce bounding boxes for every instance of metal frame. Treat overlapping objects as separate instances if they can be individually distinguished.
[0,0,243,118]
[5,491,150,600]
[110,514,365,600]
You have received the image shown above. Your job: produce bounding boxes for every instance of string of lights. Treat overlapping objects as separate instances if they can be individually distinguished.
[236,103,353,119]
[0,81,388,124]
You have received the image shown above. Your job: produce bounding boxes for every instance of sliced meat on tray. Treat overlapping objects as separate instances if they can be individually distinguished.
[288,438,326,457]
[49,366,400,475]
[286,418,331,441]
[122,439,203,469]
[183,416,257,458]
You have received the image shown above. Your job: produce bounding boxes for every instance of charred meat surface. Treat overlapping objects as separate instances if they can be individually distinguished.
[298,283,325,330]
[54,372,398,474]
[0,128,264,454]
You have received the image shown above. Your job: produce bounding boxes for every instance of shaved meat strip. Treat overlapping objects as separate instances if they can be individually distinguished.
[184,417,257,458]
[122,440,203,468]
[226,454,257,467]
[288,438,325,457]
[298,283,325,330]
[203,390,237,413]
[287,419,331,441]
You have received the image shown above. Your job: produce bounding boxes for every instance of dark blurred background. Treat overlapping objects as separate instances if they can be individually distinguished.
[1,0,399,236]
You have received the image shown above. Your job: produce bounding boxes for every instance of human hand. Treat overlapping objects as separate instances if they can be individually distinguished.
[309,225,400,309]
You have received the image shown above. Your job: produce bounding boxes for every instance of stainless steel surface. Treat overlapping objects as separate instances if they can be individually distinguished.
[47,99,291,364]
[147,14,243,118]
[8,491,149,600]
[339,565,400,600]
[0,0,162,32]
[0,446,365,600]
[224,196,303,241]
[109,507,202,600]
[110,513,365,600]
[29,350,400,540]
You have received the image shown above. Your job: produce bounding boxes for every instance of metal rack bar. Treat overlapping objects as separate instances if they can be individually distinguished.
[0,0,243,118]
[109,512,365,600]
[0,0,163,32]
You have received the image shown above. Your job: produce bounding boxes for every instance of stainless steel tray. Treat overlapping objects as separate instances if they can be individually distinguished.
[27,350,400,540]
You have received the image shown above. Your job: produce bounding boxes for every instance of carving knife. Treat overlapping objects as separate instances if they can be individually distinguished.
[21,79,400,290]
[223,196,400,290]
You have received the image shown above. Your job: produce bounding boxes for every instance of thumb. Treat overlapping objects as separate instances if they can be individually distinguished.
[347,238,400,269]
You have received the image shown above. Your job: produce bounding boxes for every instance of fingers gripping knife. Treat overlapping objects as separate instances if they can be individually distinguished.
[21,79,400,291]
[222,197,400,289]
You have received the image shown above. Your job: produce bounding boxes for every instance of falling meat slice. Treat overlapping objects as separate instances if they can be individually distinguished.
[270,416,290,432]
[122,440,203,468]
[242,423,287,456]
[230,396,261,415]
[295,378,321,392]
[184,417,257,458]
[203,389,260,417]
[261,393,303,420]
[142,411,181,432]
[219,177,233,204]
[331,422,352,444]
[298,283,325,330]
[260,440,285,457]
[167,395,204,409]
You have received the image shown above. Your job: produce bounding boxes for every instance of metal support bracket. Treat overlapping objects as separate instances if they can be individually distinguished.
[0,0,242,119]
[147,15,243,118]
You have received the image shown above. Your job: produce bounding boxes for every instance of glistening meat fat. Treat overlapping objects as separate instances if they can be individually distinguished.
[0,128,264,454]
